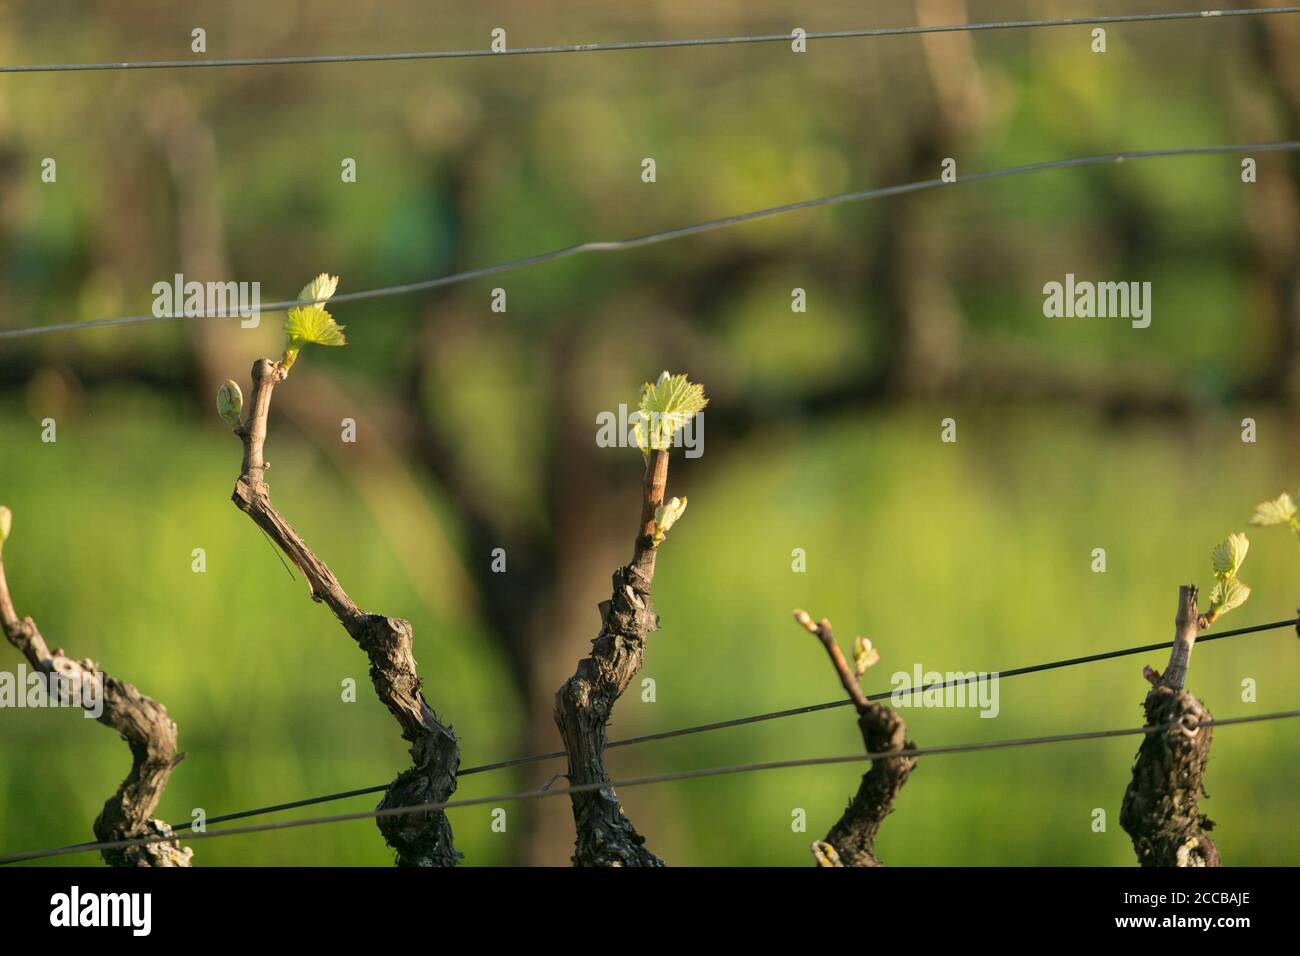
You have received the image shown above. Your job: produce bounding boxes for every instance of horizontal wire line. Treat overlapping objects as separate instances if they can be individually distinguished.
[122,616,1300,833]
[2,8,1298,73]
[3,709,1296,865]
[3,141,1297,340]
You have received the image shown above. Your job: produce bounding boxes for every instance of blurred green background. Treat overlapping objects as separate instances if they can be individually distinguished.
[1,0,1298,866]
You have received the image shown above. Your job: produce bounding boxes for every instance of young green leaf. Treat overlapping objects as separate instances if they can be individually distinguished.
[1206,532,1251,623]
[634,371,708,454]
[1210,533,1249,578]
[299,273,339,305]
[1207,575,1251,622]
[652,496,688,544]
[1249,492,1298,527]
[852,635,880,675]
[282,273,346,370]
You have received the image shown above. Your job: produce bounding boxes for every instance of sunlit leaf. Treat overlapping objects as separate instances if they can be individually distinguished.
[281,274,346,370]
[1210,533,1249,577]
[1249,493,1297,527]
[635,371,708,452]
[286,306,347,349]
[853,635,879,675]
[652,496,688,544]
[298,273,339,305]
[1208,576,1251,618]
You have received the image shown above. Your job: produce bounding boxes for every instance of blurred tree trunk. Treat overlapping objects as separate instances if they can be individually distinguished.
[875,0,992,395]
[1237,5,1300,403]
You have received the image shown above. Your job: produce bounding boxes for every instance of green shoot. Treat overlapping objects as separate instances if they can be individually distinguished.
[1249,491,1300,542]
[633,371,708,458]
[1206,532,1250,624]
[653,496,687,544]
[852,635,880,675]
[283,273,346,371]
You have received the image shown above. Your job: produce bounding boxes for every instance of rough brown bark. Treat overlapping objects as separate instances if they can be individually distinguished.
[229,358,460,867]
[0,520,191,867]
[818,703,916,867]
[795,612,916,867]
[552,448,669,867]
[1120,586,1220,867]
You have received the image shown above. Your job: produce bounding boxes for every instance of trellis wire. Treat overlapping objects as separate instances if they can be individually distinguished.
[2,142,1298,341]
[2,8,1297,73]
[13,616,1297,856]
[2,708,1295,865]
